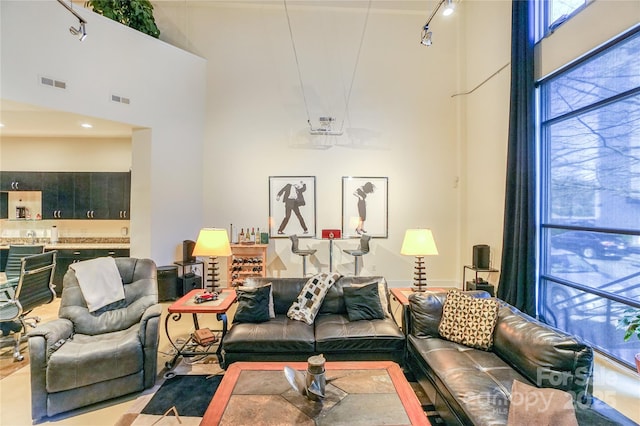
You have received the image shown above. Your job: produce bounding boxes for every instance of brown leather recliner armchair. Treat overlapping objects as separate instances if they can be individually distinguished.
[28,258,162,421]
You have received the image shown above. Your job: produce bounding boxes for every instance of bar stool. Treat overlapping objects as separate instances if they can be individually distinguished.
[342,235,371,276]
[290,235,316,276]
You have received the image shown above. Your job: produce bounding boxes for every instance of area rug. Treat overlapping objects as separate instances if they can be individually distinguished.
[141,374,223,417]
[115,360,225,426]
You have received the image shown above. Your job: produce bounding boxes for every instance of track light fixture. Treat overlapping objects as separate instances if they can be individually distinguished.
[421,25,433,46]
[442,0,455,16]
[420,0,455,47]
[57,0,88,41]
[69,21,88,41]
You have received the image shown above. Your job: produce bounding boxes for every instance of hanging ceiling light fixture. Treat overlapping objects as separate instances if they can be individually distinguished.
[284,0,372,136]
[420,0,455,47]
[57,0,88,41]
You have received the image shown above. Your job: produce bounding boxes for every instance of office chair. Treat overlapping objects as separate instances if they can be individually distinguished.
[290,235,316,276]
[4,244,45,281]
[342,234,371,276]
[0,251,56,361]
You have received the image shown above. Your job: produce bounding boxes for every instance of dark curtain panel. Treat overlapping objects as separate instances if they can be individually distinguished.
[497,0,536,315]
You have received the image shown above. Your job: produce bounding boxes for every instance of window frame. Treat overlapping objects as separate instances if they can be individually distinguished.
[536,25,640,370]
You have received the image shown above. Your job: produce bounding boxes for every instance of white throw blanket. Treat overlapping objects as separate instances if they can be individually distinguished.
[70,257,125,312]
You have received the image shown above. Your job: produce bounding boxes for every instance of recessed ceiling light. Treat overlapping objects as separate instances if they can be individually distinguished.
[81,123,93,128]
[0,123,5,128]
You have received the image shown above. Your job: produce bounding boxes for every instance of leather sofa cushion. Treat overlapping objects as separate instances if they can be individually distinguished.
[223,315,315,353]
[245,276,391,317]
[320,276,390,316]
[314,314,405,353]
[46,325,143,393]
[244,278,305,315]
[409,334,531,425]
[408,290,490,337]
[493,305,593,400]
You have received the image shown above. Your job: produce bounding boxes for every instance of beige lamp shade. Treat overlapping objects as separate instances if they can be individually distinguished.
[192,228,232,257]
[400,229,439,256]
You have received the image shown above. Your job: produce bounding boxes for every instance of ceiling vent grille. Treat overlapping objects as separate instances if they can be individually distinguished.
[40,76,67,89]
[111,94,131,105]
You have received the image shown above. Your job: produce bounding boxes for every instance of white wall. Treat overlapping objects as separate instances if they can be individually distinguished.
[0,1,207,265]
[0,137,131,171]
[154,1,464,286]
[458,0,512,287]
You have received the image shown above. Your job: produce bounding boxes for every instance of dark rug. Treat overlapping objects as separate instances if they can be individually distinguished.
[141,374,223,417]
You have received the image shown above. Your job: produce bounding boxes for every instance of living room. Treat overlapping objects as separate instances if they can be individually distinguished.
[1,0,639,424]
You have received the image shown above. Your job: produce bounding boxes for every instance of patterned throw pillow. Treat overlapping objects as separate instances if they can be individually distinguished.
[287,273,341,325]
[438,290,499,350]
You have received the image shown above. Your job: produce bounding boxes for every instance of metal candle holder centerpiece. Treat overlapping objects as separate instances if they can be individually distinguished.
[284,354,326,401]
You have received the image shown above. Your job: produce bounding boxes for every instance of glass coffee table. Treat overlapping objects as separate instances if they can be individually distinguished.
[201,360,428,425]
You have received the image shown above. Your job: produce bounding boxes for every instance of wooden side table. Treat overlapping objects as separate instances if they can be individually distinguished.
[164,288,236,368]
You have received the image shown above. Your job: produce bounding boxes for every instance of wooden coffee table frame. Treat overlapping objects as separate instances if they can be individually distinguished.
[201,360,428,425]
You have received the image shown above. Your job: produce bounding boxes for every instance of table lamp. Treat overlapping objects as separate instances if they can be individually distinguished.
[193,228,232,292]
[400,229,439,292]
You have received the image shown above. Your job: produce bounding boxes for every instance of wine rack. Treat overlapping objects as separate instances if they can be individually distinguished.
[227,244,267,287]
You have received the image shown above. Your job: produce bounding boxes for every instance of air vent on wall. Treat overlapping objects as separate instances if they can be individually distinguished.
[40,76,67,89]
[111,94,131,105]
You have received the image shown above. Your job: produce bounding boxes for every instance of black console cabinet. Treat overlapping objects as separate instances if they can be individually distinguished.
[50,248,130,296]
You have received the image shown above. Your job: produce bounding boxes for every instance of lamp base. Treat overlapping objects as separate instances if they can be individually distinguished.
[207,256,221,292]
[411,256,427,292]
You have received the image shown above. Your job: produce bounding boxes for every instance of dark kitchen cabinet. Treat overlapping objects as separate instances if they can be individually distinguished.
[50,248,130,296]
[0,192,7,219]
[74,173,109,219]
[107,172,131,219]
[42,172,75,219]
[0,171,42,191]
[0,248,7,272]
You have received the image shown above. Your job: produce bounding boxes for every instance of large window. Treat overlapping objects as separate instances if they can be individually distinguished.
[536,0,587,40]
[538,28,640,369]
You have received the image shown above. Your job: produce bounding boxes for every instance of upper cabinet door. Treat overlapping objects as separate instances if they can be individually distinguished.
[74,173,110,219]
[107,172,131,219]
[73,173,91,219]
[42,173,75,219]
[0,171,42,191]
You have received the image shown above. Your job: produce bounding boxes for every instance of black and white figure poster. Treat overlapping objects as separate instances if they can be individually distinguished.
[269,176,316,238]
[342,177,388,238]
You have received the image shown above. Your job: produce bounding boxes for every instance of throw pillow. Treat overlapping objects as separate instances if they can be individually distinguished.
[238,283,275,318]
[343,282,385,321]
[507,380,578,426]
[233,285,271,324]
[287,273,341,325]
[438,290,499,350]
[350,280,390,318]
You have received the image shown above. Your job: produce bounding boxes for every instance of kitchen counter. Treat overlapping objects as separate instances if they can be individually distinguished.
[0,239,130,250]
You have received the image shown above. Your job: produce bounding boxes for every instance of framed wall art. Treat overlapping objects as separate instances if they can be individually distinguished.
[342,176,388,239]
[269,176,316,238]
